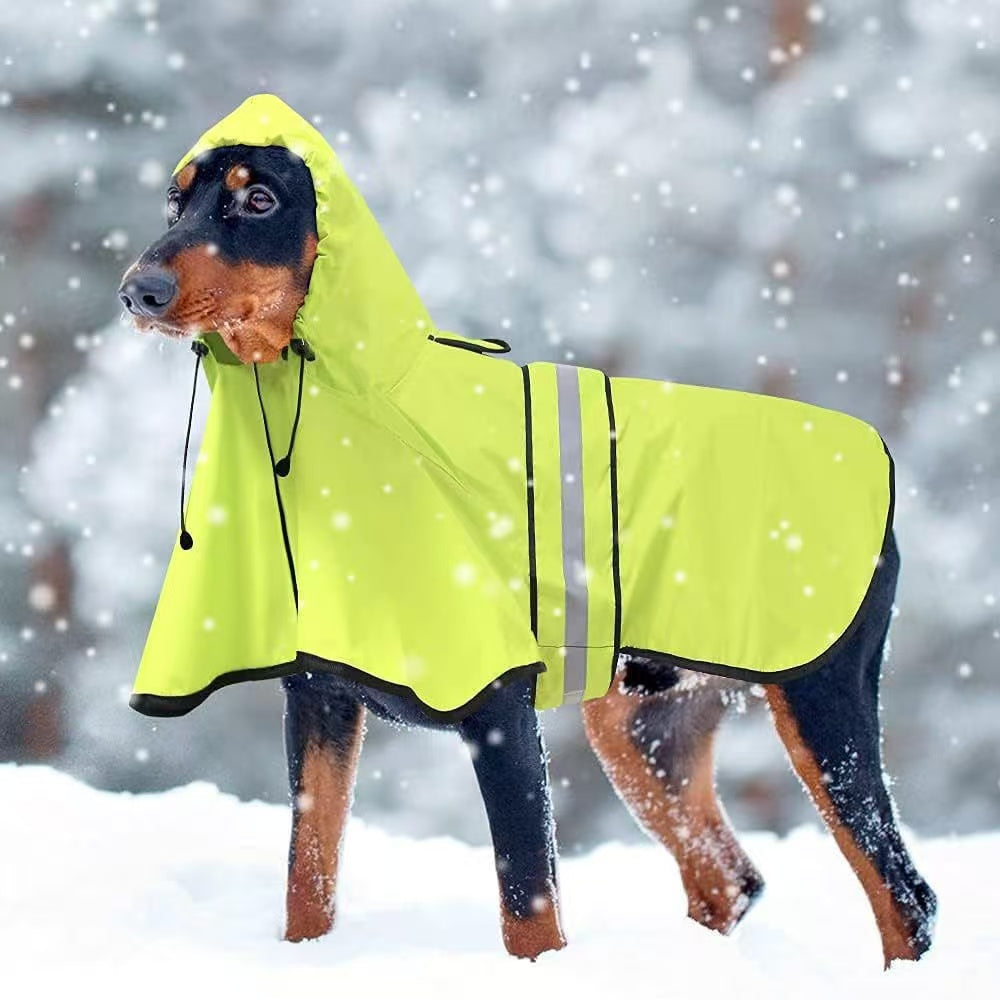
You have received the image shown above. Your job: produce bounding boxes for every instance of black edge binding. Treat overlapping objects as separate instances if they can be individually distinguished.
[620,438,898,686]
[522,365,538,638]
[604,373,622,691]
[130,656,545,724]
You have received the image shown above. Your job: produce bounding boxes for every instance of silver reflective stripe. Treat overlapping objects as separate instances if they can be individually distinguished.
[554,364,587,703]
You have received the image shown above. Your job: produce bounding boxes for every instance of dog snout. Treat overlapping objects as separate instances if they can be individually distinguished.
[119,267,178,318]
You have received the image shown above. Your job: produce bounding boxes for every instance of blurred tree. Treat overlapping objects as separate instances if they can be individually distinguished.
[2,0,998,843]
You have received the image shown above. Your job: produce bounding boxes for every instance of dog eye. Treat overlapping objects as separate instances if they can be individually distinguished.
[243,185,277,216]
[165,189,182,225]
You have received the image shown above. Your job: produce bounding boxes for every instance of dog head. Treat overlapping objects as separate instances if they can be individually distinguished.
[119,144,318,364]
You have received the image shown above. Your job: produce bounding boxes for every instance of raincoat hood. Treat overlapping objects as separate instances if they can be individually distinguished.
[131,95,894,721]
[177,93,432,396]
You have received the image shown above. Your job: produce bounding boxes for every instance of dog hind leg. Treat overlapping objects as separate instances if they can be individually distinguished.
[459,677,566,960]
[765,532,937,966]
[583,672,764,934]
[282,674,366,943]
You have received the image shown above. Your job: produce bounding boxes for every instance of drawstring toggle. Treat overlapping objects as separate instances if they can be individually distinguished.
[281,337,316,363]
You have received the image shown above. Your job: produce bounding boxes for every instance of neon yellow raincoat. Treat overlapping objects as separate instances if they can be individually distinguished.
[130,95,894,720]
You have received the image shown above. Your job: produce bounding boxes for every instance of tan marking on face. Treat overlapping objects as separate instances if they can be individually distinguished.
[301,231,318,271]
[298,231,318,288]
[224,164,251,191]
[135,244,313,363]
[175,163,196,191]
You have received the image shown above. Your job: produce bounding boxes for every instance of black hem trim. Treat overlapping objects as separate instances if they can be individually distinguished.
[521,365,539,638]
[604,373,623,691]
[129,655,545,723]
[619,438,897,686]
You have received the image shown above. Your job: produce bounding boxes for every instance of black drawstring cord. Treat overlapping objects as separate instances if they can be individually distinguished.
[181,336,313,613]
[179,340,209,550]
[252,339,314,477]
[275,338,313,477]
[252,360,279,472]
[251,338,315,609]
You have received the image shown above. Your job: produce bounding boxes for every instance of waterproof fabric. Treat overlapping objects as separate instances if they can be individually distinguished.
[131,95,894,721]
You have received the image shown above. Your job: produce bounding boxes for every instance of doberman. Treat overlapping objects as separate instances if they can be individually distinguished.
[119,143,936,967]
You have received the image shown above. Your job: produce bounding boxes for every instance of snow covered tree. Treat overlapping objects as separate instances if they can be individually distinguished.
[4,0,999,841]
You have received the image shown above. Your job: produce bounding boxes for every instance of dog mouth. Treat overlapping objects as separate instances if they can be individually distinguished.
[130,301,227,341]
[124,278,296,364]
[132,313,265,365]
[132,317,193,338]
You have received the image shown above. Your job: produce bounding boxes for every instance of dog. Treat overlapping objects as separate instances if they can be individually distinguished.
[119,138,936,968]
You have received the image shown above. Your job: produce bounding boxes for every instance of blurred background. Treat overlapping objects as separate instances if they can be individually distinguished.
[1,0,998,851]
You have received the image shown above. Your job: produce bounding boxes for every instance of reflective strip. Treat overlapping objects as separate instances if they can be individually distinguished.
[523,361,620,710]
[554,364,587,702]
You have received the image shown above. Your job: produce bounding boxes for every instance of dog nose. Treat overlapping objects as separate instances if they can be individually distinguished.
[119,267,178,318]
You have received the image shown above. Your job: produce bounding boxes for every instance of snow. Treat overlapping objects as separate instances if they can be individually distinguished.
[1,765,996,997]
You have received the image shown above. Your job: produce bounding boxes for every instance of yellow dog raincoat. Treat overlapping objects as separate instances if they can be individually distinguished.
[131,95,893,721]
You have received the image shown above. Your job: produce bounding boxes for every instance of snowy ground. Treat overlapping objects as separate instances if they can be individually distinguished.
[1,765,996,998]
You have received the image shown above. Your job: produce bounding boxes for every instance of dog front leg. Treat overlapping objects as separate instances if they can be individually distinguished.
[282,674,366,942]
[458,678,566,960]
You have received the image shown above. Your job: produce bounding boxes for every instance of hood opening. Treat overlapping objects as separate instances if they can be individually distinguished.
[174,93,435,396]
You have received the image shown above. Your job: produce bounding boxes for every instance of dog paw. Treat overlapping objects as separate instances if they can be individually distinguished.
[501,900,567,960]
[687,867,766,935]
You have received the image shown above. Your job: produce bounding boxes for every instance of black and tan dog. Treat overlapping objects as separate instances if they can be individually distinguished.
[119,144,936,966]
